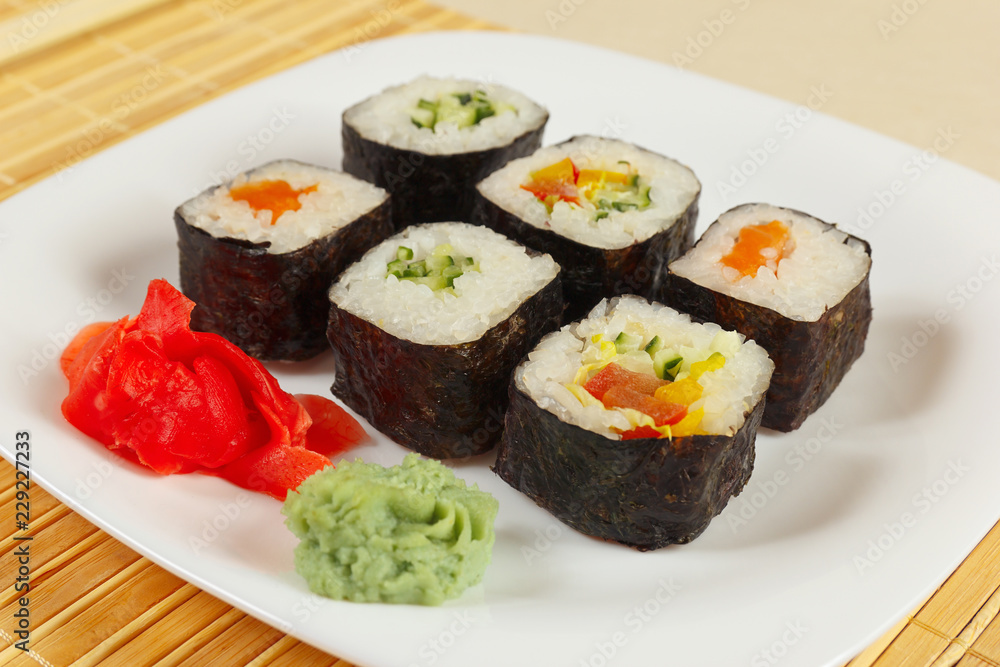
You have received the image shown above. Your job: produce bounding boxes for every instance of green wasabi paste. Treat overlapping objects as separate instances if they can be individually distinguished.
[282,454,499,605]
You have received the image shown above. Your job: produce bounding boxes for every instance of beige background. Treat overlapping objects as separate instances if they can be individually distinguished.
[435,0,998,182]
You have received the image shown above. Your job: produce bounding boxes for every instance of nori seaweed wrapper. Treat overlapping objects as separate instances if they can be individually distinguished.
[664,211,872,432]
[176,197,393,362]
[327,273,563,459]
[342,113,547,229]
[494,380,764,550]
[472,137,700,322]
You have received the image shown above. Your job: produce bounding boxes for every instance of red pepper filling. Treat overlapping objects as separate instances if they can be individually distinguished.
[583,362,668,400]
[582,362,688,439]
[601,385,687,427]
[519,157,580,207]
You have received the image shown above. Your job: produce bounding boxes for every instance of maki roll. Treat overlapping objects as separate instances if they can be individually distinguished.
[176,159,392,361]
[474,135,701,322]
[342,76,548,229]
[666,203,872,432]
[327,222,562,459]
[494,295,773,550]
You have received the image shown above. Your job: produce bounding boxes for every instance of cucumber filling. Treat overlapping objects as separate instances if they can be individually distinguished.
[386,244,480,291]
[409,90,516,130]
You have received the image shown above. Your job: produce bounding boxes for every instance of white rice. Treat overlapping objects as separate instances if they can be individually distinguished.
[179,160,388,255]
[669,203,871,322]
[343,76,548,155]
[517,295,773,438]
[476,135,701,250]
[329,222,559,345]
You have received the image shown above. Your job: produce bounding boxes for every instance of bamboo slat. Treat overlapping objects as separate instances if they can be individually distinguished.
[29,563,185,665]
[96,589,239,666]
[930,587,1000,667]
[68,582,200,666]
[969,606,1000,664]
[956,656,996,667]
[871,623,951,667]
[0,0,505,202]
[260,641,343,667]
[244,636,301,666]
[0,0,176,65]
[172,615,285,666]
[0,0,999,665]
[917,522,1000,637]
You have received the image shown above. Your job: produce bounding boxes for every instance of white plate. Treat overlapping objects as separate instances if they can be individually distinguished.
[2,31,999,667]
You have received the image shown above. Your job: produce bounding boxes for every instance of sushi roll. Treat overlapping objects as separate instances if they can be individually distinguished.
[327,222,562,459]
[666,203,872,432]
[176,160,392,361]
[493,295,773,550]
[474,135,701,322]
[342,76,548,229]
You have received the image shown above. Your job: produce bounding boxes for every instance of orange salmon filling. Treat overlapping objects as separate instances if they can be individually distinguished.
[720,220,790,278]
[229,179,318,224]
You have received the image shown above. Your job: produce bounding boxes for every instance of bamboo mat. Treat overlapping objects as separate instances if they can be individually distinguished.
[1,0,999,665]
